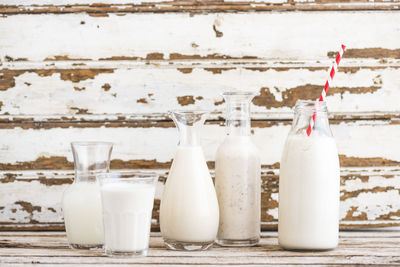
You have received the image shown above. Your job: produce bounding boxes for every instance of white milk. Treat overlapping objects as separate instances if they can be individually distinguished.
[101,183,155,252]
[278,134,340,250]
[160,146,219,243]
[62,181,104,246]
[215,136,261,242]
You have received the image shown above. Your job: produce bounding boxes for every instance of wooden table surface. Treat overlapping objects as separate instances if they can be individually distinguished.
[0,231,399,266]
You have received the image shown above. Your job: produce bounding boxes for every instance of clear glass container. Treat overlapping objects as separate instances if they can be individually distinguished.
[278,100,340,250]
[62,141,113,249]
[160,110,219,251]
[215,92,261,247]
[98,171,157,257]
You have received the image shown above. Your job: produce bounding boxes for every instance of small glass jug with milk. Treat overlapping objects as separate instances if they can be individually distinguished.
[278,100,340,250]
[62,142,113,249]
[160,110,219,251]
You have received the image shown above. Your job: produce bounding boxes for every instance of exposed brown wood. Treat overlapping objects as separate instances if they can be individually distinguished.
[1,1,400,15]
[0,157,174,171]
[44,55,90,61]
[329,48,400,59]
[0,69,115,91]
[339,155,400,168]
[204,67,235,74]
[177,95,196,106]
[252,85,382,109]
[177,68,193,74]
[101,83,111,91]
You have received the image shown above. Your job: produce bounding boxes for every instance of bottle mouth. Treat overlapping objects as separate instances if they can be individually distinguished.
[71,141,114,147]
[294,100,328,113]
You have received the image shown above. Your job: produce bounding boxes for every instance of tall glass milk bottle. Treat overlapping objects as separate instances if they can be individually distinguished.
[160,110,219,251]
[215,92,261,247]
[62,142,113,249]
[278,100,340,250]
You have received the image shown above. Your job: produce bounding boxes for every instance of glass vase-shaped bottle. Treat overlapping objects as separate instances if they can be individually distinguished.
[215,92,261,247]
[278,100,340,250]
[160,110,219,251]
[62,142,113,249]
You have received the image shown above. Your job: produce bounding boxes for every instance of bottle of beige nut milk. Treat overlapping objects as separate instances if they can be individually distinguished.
[215,92,261,246]
[279,100,340,250]
[160,110,219,251]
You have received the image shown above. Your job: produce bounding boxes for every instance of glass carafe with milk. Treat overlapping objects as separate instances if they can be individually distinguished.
[215,92,261,246]
[62,142,113,249]
[278,100,340,250]
[160,110,219,251]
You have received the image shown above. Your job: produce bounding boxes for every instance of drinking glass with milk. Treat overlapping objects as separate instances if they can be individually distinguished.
[62,142,113,249]
[278,100,340,250]
[160,110,219,251]
[98,172,157,257]
[215,92,261,247]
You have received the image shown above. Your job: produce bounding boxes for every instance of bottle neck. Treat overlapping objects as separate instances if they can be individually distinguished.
[178,125,200,146]
[225,96,252,136]
[291,100,332,137]
[226,103,251,136]
[71,142,112,183]
[170,110,208,147]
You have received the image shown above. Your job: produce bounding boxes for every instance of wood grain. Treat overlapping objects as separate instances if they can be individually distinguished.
[0,231,399,265]
[1,0,400,14]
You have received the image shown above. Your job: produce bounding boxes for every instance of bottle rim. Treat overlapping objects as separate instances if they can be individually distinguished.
[71,141,114,147]
[294,100,328,113]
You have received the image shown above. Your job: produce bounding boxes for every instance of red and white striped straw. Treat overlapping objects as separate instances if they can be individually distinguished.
[306,44,346,136]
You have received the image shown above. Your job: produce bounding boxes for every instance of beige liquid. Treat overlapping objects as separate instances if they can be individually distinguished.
[160,146,219,243]
[215,136,261,242]
[279,134,340,250]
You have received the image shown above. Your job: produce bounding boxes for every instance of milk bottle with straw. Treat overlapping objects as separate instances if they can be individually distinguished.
[278,45,345,250]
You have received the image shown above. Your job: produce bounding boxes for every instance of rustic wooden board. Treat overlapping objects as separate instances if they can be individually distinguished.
[0,231,399,265]
[1,120,400,168]
[2,0,400,14]
[1,12,400,62]
[1,165,400,230]
[1,66,400,116]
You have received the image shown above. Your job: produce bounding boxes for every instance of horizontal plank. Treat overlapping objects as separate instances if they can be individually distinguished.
[1,121,400,168]
[1,231,400,266]
[0,166,399,230]
[1,12,400,62]
[1,0,400,14]
[1,65,400,116]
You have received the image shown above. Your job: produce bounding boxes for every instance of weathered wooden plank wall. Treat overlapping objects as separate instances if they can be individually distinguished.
[0,0,400,230]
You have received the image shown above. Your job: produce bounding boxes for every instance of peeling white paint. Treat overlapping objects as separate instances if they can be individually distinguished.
[1,12,400,61]
[0,66,399,116]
